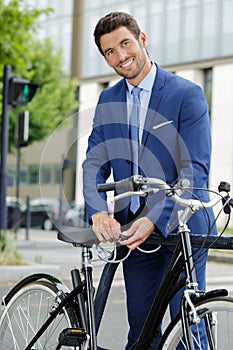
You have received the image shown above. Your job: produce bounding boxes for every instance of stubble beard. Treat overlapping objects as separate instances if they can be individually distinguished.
[114,51,148,81]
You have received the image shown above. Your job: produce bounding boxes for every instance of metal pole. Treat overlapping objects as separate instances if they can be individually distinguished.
[25,195,30,240]
[14,144,21,235]
[58,154,64,229]
[16,146,20,207]
[0,65,11,231]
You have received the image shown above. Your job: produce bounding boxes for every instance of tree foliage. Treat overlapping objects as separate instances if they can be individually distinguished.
[0,0,78,151]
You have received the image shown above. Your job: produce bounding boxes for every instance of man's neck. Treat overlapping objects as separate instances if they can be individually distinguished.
[127,60,152,87]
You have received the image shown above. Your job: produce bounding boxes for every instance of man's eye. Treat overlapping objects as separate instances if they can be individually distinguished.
[106,50,113,56]
[122,41,130,47]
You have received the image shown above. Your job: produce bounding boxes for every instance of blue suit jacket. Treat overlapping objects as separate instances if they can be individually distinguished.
[82,64,216,237]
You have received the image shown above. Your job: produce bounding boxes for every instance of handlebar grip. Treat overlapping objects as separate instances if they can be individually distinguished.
[97,182,116,192]
[97,177,135,192]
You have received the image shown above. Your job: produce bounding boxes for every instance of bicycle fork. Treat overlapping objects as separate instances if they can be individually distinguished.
[181,292,218,350]
[179,221,201,350]
[179,222,217,350]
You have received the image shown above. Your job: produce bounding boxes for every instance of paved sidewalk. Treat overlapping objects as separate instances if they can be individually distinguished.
[1,228,233,284]
[1,228,232,350]
[0,228,124,285]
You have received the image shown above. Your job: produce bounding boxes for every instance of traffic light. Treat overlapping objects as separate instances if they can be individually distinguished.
[8,76,39,108]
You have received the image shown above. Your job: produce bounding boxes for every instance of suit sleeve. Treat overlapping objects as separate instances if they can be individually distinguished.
[147,84,212,236]
[82,102,111,221]
[178,84,211,185]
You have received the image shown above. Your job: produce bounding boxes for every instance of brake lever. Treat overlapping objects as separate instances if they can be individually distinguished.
[222,196,233,214]
[111,188,159,204]
[218,181,232,214]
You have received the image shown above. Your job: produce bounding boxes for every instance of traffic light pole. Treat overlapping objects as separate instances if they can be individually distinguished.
[14,144,21,234]
[0,65,38,233]
[0,65,11,231]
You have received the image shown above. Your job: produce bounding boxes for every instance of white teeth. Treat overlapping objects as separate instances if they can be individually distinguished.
[122,59,133,68]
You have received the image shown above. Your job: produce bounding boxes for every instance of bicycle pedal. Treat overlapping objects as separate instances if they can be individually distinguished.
[59,327,87,346]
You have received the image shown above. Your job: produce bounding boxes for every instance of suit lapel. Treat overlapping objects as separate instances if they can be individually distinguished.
[114,79,128,137]
[109,79,131,153]
[141,65,166,155]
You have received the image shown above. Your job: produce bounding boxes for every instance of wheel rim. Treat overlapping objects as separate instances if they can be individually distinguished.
[160,297,233,349]
[0,284,73,349]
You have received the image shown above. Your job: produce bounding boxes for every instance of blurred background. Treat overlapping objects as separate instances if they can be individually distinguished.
[1,0,233,231]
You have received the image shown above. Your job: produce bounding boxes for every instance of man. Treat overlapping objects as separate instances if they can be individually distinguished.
[82,11,216,349]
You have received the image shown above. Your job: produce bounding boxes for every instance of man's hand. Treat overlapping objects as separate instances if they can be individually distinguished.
[92,212,121,242]
[120,217,155,250]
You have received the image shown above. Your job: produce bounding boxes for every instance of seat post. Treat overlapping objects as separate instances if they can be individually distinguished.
[81,246,98,350]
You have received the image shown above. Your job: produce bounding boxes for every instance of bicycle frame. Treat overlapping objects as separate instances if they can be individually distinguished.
[1,230,232,350]
[62,178,233,350]
[2,177,232,350]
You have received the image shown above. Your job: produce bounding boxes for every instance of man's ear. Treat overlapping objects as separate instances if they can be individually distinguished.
[139,32,148,48]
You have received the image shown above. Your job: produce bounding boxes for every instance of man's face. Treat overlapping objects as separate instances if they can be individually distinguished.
[99,26,150,85]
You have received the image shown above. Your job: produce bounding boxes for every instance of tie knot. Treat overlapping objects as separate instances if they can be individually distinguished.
[132,86,142,98]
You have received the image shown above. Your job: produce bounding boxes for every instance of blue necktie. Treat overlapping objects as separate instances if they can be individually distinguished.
[129,87,142,213]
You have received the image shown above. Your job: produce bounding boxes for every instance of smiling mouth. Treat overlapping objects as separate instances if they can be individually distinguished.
[120,58,134,69]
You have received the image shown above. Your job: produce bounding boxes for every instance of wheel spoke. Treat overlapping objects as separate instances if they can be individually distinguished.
[0,282,76,349]
[159,296,233,349]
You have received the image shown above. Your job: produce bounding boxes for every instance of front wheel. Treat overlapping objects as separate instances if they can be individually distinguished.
[158,296,233,349]
[0,281,78,349]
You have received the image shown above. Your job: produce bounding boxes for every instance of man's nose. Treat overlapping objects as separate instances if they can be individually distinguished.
[116,49,127,63]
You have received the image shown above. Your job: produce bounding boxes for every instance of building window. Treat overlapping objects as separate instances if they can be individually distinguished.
[54,166,61,184]
[28,165,39,184]
[223,0,233,34]
[40,165,61,185]
[40,166,52,184]
[8,164,61,186]
[19,169,27,184]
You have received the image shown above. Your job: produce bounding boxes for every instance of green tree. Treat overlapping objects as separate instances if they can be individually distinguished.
[0,0,78,151]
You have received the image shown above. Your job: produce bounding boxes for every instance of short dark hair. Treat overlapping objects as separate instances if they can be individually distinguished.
[94,11,141,56]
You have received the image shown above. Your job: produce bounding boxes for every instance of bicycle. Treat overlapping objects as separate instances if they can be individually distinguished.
[0,176,233,349]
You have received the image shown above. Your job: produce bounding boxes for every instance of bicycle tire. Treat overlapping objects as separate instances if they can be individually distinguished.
[0,280,79,349]
[158,296,233,350]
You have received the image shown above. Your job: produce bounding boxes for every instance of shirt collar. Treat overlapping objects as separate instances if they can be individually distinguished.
[126,62,157,93]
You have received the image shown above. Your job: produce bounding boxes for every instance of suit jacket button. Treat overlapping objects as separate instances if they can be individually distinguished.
[126,160,130,164]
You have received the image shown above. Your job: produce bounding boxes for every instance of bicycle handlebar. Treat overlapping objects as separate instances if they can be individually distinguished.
[97,175,233,212]
[97,177,135,192]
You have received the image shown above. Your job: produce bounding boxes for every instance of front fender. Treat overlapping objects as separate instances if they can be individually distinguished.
[2,273,70,306]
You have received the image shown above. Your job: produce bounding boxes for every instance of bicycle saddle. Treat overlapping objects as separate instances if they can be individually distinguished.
[57,226,99,247]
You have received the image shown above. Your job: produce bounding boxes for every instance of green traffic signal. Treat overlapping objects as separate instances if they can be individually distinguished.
[8,76,39,108]
[22,84,29,102]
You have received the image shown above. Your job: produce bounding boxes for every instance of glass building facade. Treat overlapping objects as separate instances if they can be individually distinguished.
[24,0,73,74]
[81,0,233,79]
[7,0,233,227]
